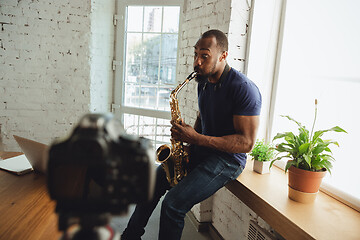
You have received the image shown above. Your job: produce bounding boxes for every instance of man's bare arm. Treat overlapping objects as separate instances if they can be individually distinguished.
[171,115,259,153]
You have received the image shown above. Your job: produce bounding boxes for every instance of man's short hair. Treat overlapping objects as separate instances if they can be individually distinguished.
[201,29,228,52]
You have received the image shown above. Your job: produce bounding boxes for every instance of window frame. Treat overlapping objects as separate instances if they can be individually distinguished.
[113,0,184,123]
[247,0,360,211]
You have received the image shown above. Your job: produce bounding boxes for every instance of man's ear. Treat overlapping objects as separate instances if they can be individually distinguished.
[219,51,228,62]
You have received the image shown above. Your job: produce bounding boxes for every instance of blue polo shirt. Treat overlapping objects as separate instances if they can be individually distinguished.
[197,67,262,168]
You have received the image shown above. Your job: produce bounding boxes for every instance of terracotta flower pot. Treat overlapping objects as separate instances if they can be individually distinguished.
[288,165,326,193]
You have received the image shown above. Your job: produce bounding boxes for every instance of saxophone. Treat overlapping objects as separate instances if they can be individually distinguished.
[156,72,197,187]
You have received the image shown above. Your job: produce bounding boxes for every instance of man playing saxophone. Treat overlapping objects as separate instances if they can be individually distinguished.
[122,29,262,240]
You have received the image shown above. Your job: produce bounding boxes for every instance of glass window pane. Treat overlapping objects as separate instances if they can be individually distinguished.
[124,114,139,135]
[127,6,143,32]
[163,7,180,33]
[121,5,180,149]
[123,5,179,111]
[160,34,178,85]
[140,86,157,109]
[125,33,142,82]
[124,83,139,107]
[157,87,171,111]
[142,33,160,84]
[124,114,171,152]
[144,6,162,32]
[156,117,171,149]
[139,116,156,137]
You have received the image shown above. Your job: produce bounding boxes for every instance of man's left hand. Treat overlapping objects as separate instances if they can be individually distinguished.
[170,120,199,144]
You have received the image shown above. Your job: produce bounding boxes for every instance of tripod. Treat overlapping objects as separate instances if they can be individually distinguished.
[59,212,121,240]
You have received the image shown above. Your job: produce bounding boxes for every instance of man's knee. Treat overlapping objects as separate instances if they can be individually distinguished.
[161,195,187,220]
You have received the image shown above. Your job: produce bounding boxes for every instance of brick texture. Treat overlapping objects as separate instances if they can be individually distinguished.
[0,0,92,150]
[0,0,114,150]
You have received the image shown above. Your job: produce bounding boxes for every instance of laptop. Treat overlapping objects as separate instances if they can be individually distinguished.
[13,135,48,174]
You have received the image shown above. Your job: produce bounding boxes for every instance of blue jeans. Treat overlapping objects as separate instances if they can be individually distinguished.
[121,153,243,240]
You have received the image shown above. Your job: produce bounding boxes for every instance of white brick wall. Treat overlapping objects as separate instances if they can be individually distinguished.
[191,195,214,222]
[212,188,250,239]
[213,188,279,240]
[0,0,93,150]
[227,0,251,72]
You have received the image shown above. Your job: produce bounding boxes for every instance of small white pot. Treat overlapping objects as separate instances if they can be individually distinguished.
[253,160,271,174]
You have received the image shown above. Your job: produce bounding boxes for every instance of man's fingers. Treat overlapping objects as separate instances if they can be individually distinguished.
[171,119,185,126]
[172,122,183,130]
[171,131,180,140]
[170,125,180,134]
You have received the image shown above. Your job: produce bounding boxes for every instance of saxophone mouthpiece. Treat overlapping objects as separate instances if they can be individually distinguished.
[187,72,197,81]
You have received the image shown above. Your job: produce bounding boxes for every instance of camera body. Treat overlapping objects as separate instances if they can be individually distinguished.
[47,113,155,230]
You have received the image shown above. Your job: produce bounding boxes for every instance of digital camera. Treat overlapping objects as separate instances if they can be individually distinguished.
[47,113,155,227]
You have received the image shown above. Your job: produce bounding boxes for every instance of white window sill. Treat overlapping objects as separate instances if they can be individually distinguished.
[226,160,360,240]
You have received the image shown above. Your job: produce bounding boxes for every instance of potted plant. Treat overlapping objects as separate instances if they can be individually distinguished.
[250,139,275,174]
[270,99,347,203]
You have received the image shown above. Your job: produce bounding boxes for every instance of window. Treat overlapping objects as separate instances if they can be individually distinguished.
[114,1,182,150]
[248,0,360,209]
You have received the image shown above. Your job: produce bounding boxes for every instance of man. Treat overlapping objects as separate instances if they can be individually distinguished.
[122,29,261,240]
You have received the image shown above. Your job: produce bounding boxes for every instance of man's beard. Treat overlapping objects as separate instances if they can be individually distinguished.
[194,61,217,83]
[195,74,207,83]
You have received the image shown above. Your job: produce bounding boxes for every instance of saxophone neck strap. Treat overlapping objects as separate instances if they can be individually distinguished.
[212,64,230,91]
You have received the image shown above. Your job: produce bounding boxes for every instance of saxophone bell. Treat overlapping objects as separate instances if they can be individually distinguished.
[156,145,171,163]
[156,144,175,186]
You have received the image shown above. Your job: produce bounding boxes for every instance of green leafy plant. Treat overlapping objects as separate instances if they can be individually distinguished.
[270,99,347,173]
[250,139,275,162]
